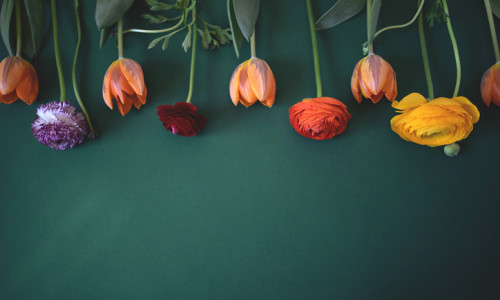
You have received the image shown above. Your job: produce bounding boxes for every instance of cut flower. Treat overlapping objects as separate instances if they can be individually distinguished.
[32,101,89,150]
[0,56,39,105]
[230,57,276,107]
[390,93,480,147]
[157,102,207,137]
[480,61,500,107]
[289,97,351,140]
[351,54,397,103]
[102,58,147,116]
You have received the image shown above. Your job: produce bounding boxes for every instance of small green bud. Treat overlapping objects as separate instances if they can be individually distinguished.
[444,143,460,157]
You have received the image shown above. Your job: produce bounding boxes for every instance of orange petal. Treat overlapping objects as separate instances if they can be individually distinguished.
[247,58,275,102]
[229,62,244,106]
[0,56,24,95]
[102,66,114,109]
[351,60,362,103]
[119,58,146,96]
[392,93,427,110]
[238,63,258,107]
[16,63,38,105]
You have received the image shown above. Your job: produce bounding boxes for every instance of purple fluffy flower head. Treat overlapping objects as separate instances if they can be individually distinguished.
[32,100,89,150]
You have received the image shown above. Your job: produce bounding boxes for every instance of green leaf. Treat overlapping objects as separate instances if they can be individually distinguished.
[200,22,211,49]
[95,0,134,30]
[148,35,164,49]
[145,0,178,11]
[227,0,243,57]
[0,0,14,56]
[161,36,170,50]
[490,0,500,18]
[233,0,260,41]
[368,0,382,43]
[426,0,446,27]
[315,0,365,30]
[182,25,192,52]
[22,0,44,58]
[99,26,114,49]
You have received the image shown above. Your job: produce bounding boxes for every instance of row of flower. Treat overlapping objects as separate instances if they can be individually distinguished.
[0,0,498,157]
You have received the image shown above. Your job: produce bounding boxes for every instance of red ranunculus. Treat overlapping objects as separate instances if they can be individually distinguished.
[289,97,351,140]
[157,102,207,137]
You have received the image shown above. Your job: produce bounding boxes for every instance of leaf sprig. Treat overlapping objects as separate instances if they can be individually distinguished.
[143,0,231,51]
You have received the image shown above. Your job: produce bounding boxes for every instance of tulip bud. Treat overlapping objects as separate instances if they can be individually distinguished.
[351,54,397,104]
[0,56,39,105]
[480,62,500,107]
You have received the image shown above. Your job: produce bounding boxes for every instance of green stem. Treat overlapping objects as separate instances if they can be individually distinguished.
[250,31,256,58]
[441,0,460,97]
[484,0,500,61]
[374,0,425,40]
[186,8,197,104]
[118,18,124,58]
[15,0,21,56]
[51,0,66,101]
[124,15,185,34]
[306,0,322,97]
[72,0,94,132]
[418,0,434,99]
[366,0,373,53]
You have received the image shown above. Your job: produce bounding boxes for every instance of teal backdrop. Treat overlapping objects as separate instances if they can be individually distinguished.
[1,0,500,299]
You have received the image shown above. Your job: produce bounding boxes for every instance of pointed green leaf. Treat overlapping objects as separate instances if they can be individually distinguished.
[491,0,500,18]
[1,0,14,56]
[315,0,365,30]
[99,26,114,48]
[182,25,192,52]
[233,0,260,41]
[161,36,170,50]
[22,0,44,58]
[95,0,134,30]
[227,0,243,57]
[148,35,164,49]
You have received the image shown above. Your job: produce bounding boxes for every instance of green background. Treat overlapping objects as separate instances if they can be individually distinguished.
[1,0,500,299]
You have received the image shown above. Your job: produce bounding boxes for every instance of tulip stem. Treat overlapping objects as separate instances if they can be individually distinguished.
[124,15,185,34]
[366,0,374,53]
[51,0,66,102]
[186,8,197,104]
[72,0,95,133]
[484,0,500,61]
[15,0,21,56]
[441,0,461,98]
[306,0,322,97]
[418,0,434,99]
[250,32,256,58]
[373,0,424,40]
[118,18,124,59]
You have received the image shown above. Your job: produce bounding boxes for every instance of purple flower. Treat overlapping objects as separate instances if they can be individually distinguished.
[32,101,89,150]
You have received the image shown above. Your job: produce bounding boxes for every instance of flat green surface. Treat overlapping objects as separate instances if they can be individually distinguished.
[1,1,500,299]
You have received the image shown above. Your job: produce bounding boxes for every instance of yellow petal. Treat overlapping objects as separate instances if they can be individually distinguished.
[392,93,427,110]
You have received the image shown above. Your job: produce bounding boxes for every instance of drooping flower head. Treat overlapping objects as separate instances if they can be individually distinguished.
[157,102,207,137]
[103,58,147,116]
[0,56,39,105]
[480,61,500,107]
[289,97,351,140]
[391,93,480,147]
[230,57,276,108]
[351,54,397,103]
[32,101,89,150]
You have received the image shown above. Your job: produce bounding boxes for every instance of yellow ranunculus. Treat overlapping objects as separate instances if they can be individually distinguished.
[390,93,480,147]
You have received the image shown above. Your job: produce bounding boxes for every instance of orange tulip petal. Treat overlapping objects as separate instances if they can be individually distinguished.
[102,69,114,109]
[351,60,362,103]
[119,59,145,96]
[116,96,133,116]
[0,57,24,95]
[1,91,20,104]
[16,65,38,105]
[238,63,258,107]
[229,62,244,106]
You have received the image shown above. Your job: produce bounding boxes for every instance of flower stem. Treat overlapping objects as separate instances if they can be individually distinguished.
[374,0,425,40]
[186,8,197,104]
[124,15,185,35]
[366,0,373,53]
[118,18,124,59]
[15,0,21,56]
[306,0,322,97]
[72,0,94,132]
[441,0,461,98]
[484,0,500,61]
[250,31,256,58]
[418,0,434,99]
[51,0,66,101]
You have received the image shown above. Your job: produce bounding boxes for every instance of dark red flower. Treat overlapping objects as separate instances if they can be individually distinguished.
[289,97,351,140]
[157,102,207,137]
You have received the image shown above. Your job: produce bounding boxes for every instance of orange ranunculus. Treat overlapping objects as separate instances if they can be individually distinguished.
[0,56,39,105]
[390,93,480,147]
[289,97,351,140]
[480,61,500,107]
[102,58,147,116]
[229,57,276,107]
[351,54,397,103]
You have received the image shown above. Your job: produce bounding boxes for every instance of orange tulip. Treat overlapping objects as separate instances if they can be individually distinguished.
[102,58,147,116]
[480,61,500,107]
[0,56,39,105]
[351,54,397,103]
[229,57,276,107]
